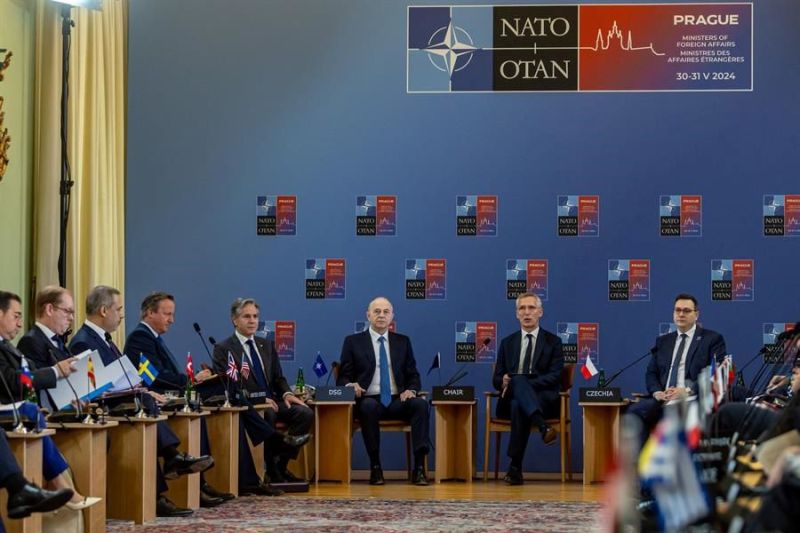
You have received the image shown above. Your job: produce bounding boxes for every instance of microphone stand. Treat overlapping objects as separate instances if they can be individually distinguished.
[193,323,214,360]
[113,351,144,418]
[603,348,656,388]
[0,366,27,433]
[44,344,86,423]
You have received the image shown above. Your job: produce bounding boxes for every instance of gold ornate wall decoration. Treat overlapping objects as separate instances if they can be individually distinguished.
[0,49,11,181]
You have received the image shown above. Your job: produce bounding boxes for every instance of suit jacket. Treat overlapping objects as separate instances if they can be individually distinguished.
[493,329,564,418]
[18,325,71,371]
[68,324,118,366]
[124,323,187,392]
[336,331,421,393]
[0,339,57,404]
[212,334,291,401]
[645,327,726,396]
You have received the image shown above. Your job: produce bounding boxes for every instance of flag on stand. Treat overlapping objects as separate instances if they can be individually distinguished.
[186,352,195,384]
[581,353,599,380]
[19,356,34,391]
[87,355,96,389]
[240,356,251,381]
[428,352,441,376]
[684,401,701,449]
[313,352,328,378]
[226,352,239,381]
[639,404,710,530]
[138,354,159,386]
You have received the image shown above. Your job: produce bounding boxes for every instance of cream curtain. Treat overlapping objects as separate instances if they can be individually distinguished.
[33,0,127,340]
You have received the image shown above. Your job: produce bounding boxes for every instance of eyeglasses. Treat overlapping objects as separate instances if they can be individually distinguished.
[673,307,696,315]
[53,306,75,316]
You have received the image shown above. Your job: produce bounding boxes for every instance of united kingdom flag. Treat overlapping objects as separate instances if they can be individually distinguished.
[240,358,251,381]
[226,352,239,382]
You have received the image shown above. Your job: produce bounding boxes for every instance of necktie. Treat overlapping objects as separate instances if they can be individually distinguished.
[104,332,123,358]
[521,333,534,374]
[378,336,391,407]
[245,339,271,396]
[51,334,67,356]
[667,333,688,387]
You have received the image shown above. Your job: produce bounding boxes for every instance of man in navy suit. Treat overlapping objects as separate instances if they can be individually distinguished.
[493,293,564,485]
[628,293,727,442]
[68,285,213,517]
[337,296,430,486]
[212,297,311,493]
[124,291,234,507]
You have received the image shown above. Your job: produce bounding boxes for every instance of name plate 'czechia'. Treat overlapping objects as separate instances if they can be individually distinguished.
[315,386,356,402]
[432,386,475,402]
[579,387,622,402]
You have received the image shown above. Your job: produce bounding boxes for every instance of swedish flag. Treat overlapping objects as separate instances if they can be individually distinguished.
[138,353,159,386]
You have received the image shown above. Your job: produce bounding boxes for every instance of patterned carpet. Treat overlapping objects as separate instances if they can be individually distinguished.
[107,496,603,532]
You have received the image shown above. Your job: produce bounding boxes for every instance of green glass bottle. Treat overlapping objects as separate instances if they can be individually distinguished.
[597,369,606,388]
[295,367,305,396]
[184,377,195,411]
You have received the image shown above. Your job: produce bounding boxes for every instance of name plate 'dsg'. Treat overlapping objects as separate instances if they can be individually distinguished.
[579,387,622,403]
[432,386,475,402]
[315,386,355,402]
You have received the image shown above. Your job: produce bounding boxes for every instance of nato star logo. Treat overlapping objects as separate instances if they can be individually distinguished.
[424,22,476,76]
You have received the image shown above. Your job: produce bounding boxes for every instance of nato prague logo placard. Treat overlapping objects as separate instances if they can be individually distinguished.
[762,323,795,364]
[405,259,447,300]
[557,195,599,236]
[455,322,497,363]
[257,320,296,361]
[456,195,497,236]
[660,195,702,236]
[407,4,752,93]
[711,259,753,301]
[257,196,296,236]
[305,258,346,299]
[763,195,800,237]
[356,195,397,236]
[506,259,548,300]
[609,260,650,301]
[557,322,599,365]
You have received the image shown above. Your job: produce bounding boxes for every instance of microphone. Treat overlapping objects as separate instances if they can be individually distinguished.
[0,353,28,432]
[444,364,469,386]
[475,337,492,355]
[603,346,658,388]
[42,344,83,420]
[326,361,338,386]
[193,322,214,361]
[208,336,217,346]
[110,346,144,417]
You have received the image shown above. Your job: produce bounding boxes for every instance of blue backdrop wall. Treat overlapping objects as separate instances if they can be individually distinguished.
[126,0,799,473]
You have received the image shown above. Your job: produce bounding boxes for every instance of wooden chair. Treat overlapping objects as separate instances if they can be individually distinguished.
[332,362,422,480]
[483,364,575,482]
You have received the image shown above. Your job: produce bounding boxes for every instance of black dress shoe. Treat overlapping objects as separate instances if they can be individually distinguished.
[265,470,287,484]
[412,467,429,486]
[541,425,558,446]
[164,452,215,480]
[241,483,284,496]
[201,482,235,501]
[7,484,74,519]
[282,433,310,448]
[200,491,224,508]
[281,469,304,483]
[504,465,524,485]
[369,466,385,486]
[156,495,193,517]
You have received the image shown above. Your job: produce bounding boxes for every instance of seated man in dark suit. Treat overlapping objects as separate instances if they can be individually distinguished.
[337,296,430,486]
[123,291,234,507]
[212,297,311,491]
[628,293,727,443]
[493,293,564,485]
[0,290,99,511]
[68,285,212,517]
[0,428,73,522]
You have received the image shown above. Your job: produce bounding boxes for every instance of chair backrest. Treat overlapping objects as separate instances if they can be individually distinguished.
[561,364,576,393]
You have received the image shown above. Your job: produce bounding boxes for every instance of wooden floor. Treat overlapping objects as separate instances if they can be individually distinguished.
[309,477,605,502]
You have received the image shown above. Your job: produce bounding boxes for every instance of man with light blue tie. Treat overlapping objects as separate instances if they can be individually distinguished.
[628,293,727,442]
[337,296,430,486]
